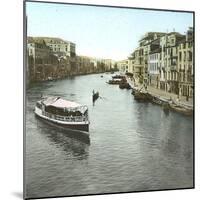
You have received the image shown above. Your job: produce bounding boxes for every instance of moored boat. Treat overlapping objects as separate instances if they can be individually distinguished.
[134,91,150,101]
[162,102,170,114]
[151,95,169,105]
[106,79,122,84]
[112,75,125,79]
[119,82,131,89]
[35,96,89,132]
[169,103,193,115]
[151,96,163,105]
[107,75,126,85]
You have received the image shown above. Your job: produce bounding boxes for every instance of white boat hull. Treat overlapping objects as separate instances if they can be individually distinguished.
[35,107,89,132]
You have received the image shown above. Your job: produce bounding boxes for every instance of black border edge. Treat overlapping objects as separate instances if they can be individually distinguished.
[193,10,195,189]
[23,0,27,199]
[23,1,195,199]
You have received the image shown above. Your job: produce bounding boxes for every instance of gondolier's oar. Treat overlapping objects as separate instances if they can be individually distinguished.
[138,86,144,92]
[99,96,108,100]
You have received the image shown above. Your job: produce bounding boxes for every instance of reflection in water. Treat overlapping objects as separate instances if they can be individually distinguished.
[36,119,90,160]
[163,108,170,116]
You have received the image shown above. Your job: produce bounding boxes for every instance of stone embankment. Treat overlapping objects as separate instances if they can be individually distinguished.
[126,77,193,116]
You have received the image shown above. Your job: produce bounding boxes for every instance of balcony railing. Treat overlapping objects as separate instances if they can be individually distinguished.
[42,111,88,122]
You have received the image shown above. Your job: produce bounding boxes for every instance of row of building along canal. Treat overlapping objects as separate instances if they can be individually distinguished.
[25,72,193,198]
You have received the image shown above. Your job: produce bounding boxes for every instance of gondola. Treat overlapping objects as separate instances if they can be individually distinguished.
[92,91,99,102]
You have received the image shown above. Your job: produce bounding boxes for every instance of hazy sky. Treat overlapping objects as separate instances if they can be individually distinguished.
[26,1,193,60]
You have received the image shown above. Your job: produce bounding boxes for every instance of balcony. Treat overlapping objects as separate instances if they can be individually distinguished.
[42,111,88,122]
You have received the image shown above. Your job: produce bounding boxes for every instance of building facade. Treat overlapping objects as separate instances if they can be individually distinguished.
[130,48,144,84]
[27,37,76,82]
[160,32,185,94]
[34,37,76,57]
[117,59,128,73]
[148,49,161,88]
[76,56,94,74]
[138,32,165,84]
[27,37,58,81]
[128,27,194,100]
[177,27,194,97]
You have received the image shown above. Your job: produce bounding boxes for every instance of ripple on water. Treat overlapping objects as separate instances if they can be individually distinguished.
[25,74,193,198]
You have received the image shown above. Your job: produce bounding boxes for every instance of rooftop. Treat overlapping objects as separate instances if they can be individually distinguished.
[139,32,166,41]
[27,37,51,50]
[27,36,75,45]
[36,37,75,45]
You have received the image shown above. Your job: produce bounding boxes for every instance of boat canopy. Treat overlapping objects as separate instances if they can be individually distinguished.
[41,97,87,114]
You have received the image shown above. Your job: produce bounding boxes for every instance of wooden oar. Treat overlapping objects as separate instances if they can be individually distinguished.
[99,95,108,100]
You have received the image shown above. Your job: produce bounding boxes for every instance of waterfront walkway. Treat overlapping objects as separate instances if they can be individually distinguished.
[126,77,193,109]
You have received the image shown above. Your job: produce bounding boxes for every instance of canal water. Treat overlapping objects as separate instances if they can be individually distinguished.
[25,73,193,199]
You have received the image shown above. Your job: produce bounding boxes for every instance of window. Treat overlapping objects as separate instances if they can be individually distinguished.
[188,51,192,61]
[179,52,182,61]
[184,52,186,61]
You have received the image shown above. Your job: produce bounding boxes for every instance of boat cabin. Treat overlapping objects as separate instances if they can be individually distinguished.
[36,97,88,122]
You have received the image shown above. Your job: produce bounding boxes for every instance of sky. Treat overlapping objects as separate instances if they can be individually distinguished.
[26,1,193,61]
